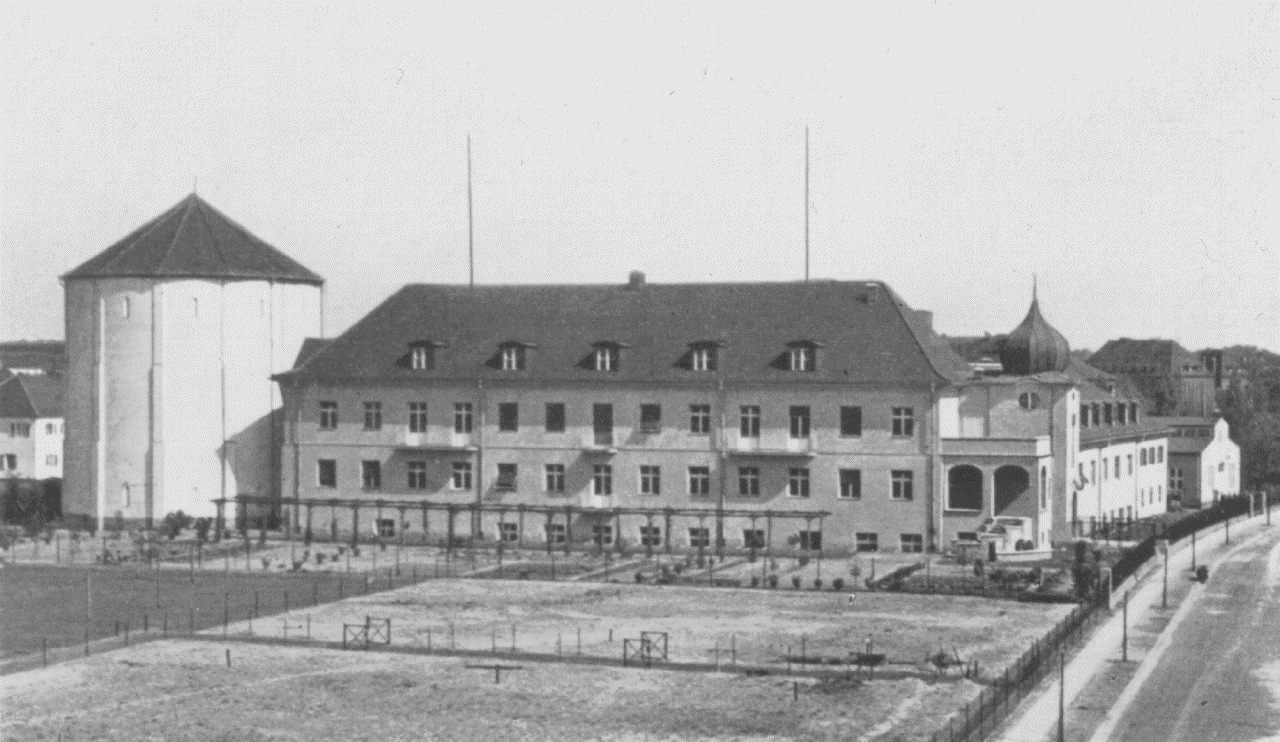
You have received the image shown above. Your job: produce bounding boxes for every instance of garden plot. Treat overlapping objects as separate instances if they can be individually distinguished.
[227,577,1072,672]
[0,639,991,742]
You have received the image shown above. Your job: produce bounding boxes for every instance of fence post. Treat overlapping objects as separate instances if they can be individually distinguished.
[1058,650,1066,742]
[42,637,47,667]
[85,626,90,656]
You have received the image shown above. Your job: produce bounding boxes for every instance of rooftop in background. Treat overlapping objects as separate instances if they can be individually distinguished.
[1079,417,1171,447]
[62,194,323,286]
[0,374,64,419]
[1152,415,1222,427]
[0,340,65,376]
[1088,338,1208,375]
[281,278,972,386]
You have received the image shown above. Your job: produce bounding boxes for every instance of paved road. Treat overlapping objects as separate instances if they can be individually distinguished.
[1107,525,1280,742]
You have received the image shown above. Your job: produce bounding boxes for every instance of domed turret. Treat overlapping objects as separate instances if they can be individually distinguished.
[1000,284,1070,375]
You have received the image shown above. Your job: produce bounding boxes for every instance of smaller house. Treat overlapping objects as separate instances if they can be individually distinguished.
[0,374,65,479]
[1154,416,1241,508]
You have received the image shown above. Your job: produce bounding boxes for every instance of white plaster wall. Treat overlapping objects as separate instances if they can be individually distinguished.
[32,417,63,479]
[1200,420,1241,503]
[937,393,959,438]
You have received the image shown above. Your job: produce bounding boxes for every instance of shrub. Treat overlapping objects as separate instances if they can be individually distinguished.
[832,577,845,590]
[797,556,810,567]
[750,575,760,587]
[791,575,802,589]
[261,558,271,569]
[813,578,823,590]
[193,517,213,542]
[768,574,779,588]
[635,571,644,583]
[973,559,984,578]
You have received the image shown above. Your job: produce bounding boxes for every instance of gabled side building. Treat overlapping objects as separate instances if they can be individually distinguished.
[1153,416,1241,508]
[0,374,64,479]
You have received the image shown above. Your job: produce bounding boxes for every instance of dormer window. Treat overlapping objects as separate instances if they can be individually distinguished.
[687,340,725,372]
[407,340,446,371]
[589,341,628,372]
[595,346,618,371]
[785,341,824,372]
[501,345,525,371]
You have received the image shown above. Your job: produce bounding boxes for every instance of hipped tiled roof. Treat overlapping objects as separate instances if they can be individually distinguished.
[0,374,63,418]
[63,194,323,285]
[282,280,972,386]
[0,341,65,374]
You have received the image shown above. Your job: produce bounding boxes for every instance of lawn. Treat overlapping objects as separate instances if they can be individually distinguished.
[0,564,363,660]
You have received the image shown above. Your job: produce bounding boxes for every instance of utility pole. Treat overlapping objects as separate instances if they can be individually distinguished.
[1122,590,1129,662]
[1162,546,1168,609]
[467,134,475,290]
[1058,651,1066,742]
[804,125,810,283]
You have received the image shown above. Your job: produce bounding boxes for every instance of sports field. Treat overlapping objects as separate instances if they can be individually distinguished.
[0,577,1072,741]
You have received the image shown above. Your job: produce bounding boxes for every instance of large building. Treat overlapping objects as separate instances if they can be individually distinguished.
[62,194,324,527]
[270,277,1132,555]
[0,374,64,479]
[1155,416,1241,508]
[1088,339,1218,416]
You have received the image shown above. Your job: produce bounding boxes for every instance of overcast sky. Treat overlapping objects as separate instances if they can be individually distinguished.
[3,2,1277,353]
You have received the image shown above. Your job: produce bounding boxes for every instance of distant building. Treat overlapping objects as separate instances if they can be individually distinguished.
[0,374,64,479]
[1088,339,1217,416]
[0,340,65,378]
[61,194,324,527]
[1154,416,1241,508]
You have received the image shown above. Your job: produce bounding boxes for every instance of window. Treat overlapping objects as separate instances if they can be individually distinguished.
[1127,455,1133,475]
[739,406,761,438]
[691,347,716,371]
[495,463,518,491]
[499,522,519,542]
[362,402,382,431]
[1080,404,1089,428]
[454,403,473,434]
[789,406,810,438]
[1018,392,1041,410]
[319,401,338,430]
[788,468,810,498]
[1129,402,1138,423]
[1040,467,1047,509]
[1091,404,1101,426]
[593,464,613,495]
[737,467,760,497]
[957,531,978,543]
[1157,446,1164,463]
[317,459,337,487]
[689,404,711,434]
[639,404,662,433]
[545,464,565,493]
[500,345,525,371]
[1140,448,1148,466]
[688,466,712,496]
[789,346,814,372]
[743,529,766,549]
[840,406,862,437]
[361,460,381,490]
[589,403,613,445]
[545,523,566,544]
[688,528,710,548]
[839,469,862,499]
[410,346,432,370]
[121,483,130,507]
[405,402,427,433]
[592,525,614,546]
[451,461,472,490]
[121,296,131,318]
[46,454,58,466]
[376,519,396,538]
[797,531,822,550]
[10,422,31,437]
[891,470,914,500]
[594,346,619,371]
[640,465,661,495]
[1103,403,1113,425]
[900,534,924,553]
[545,403,566,433]
[45,423,55,435]
[856,533,879,552]
[639,526,663,547]
[498,403,519,432]
[1114,456,1121,478]
[1218,461,1225,472]
[1091,461,1097,483]
[407,461,427,490]
[892,407,915,437]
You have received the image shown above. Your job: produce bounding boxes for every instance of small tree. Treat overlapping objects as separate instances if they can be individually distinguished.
[193,517,213,543]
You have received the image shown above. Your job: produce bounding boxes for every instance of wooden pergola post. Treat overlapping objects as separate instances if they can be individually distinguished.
[545,511,554,555]
[644,513,655,558]
[614,508,624,555]
[349,503,360,547]
[664,508,674,555]
[696,513,707,563]
[563,505,573,556]
[304,503,314,543]
[214,499,226,542]
[446,506,456,558]
[816,514,825,583]
[748,514,759,563]
[421,501,430,546]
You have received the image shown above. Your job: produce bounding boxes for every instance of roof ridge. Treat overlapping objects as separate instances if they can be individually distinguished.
[93,196,190,276]
[189,197,230,271]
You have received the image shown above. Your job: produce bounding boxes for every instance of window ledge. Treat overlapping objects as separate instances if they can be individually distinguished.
[943,508,983,515]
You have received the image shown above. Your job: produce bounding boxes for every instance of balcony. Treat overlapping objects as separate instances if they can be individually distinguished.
[729,433,815,457]
[397,428,477,452]
[940,436,1050,458]
[582,430,618,455]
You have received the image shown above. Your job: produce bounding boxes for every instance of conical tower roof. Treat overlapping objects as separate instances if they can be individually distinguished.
[1000,284,1070,375]
[63,194,323,285]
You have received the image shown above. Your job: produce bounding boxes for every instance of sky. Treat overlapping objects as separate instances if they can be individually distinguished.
[3,1,1277,354]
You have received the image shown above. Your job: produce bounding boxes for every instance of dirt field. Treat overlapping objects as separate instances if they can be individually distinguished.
[0,639,991,742]
[0,578,1071,741]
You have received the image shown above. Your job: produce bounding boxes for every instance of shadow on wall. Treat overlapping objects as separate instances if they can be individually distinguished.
[221,408,283,526]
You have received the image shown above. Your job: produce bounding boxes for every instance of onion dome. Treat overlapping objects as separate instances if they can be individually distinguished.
[1000,286,1070,375]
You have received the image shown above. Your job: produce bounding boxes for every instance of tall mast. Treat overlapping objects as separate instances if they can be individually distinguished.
[467,134,475,290]
[804,126,810,283]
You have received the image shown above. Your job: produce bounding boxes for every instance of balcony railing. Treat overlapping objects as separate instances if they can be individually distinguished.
[397,428,476,451]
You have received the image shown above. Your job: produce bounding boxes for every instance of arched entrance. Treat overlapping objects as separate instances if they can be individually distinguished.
[947,466,983,511]
[994,466,1029,514]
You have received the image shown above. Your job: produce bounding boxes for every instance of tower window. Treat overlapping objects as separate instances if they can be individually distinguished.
[1018,392,1041,410]
[121,297,131,318]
